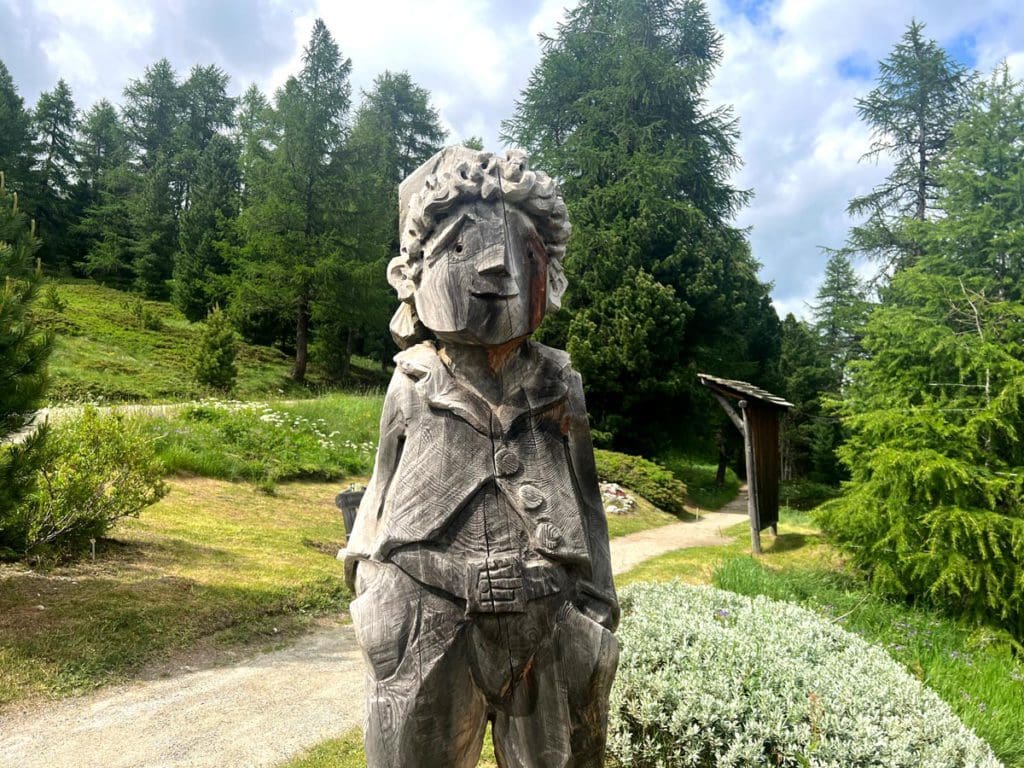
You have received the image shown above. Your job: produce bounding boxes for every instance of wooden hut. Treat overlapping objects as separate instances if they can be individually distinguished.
[698,373,793,554]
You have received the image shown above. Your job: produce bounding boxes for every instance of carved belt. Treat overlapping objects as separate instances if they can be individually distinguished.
[387,549,570,614]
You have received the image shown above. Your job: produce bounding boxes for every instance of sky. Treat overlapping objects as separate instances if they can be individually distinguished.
[3,0,1024,320]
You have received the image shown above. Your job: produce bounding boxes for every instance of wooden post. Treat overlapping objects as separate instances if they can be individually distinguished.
[739,400,762,554]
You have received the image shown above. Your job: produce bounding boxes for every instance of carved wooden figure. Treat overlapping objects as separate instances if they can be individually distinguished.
[343,147,618,768]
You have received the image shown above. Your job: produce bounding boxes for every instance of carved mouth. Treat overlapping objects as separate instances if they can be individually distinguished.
[471,289,520,299]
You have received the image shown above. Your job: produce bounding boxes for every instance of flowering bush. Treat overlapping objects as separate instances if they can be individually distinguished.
[610,581,1002,768]
[150,399,377,486]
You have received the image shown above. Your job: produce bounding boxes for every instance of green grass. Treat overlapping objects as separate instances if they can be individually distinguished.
[0,477,354,708]
[605,493,688,538]
[282,726,498,768]
[657,452,741,511]
[617,510,1024,768]
[145,393,385,487]
[36,280,388,404]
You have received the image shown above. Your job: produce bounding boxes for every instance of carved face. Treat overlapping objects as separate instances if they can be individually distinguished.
[414,199,548,346]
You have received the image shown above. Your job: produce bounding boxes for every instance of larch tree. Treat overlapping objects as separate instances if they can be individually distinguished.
[820,65,1024,636]
[235,19,352,382]
[503,0,778,450]
[30,79,80,267]
[846,20,973,277]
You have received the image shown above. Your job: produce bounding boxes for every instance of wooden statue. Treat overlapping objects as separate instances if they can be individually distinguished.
[343,146,619,768]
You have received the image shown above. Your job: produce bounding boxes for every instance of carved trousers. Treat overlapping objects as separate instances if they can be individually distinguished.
[350,560,618,768]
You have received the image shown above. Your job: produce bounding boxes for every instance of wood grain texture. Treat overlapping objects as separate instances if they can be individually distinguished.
[343,147,618,767]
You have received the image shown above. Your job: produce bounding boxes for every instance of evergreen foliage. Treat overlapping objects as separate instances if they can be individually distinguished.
[844,21,973,276]
[778,314,837,482]
[0,172,52,552]
[820,66,1024,637]
[233,19,352,383]
[503,0,779,450]
[593,448,688,516]
[312,70,446,380]
[0,61,34,193]
[191,305,239,391]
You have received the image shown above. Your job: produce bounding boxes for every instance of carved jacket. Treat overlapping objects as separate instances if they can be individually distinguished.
[344,340,618,629]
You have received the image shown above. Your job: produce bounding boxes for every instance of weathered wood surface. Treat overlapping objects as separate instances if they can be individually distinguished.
[699,373,791,554]
[341,147,618,767]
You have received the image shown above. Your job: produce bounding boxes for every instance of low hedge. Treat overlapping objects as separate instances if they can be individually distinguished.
[594,449,687,516]
[610,581,1002,768]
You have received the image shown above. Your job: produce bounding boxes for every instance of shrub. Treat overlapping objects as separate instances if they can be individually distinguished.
[594,449,687,516]
[6,407,167,558]
[127,297,163,331]
[192,306,238,391]
[779,478,840,510]
[610,581,1002,768]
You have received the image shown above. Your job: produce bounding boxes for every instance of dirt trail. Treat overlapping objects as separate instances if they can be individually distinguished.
[0,496,750,768]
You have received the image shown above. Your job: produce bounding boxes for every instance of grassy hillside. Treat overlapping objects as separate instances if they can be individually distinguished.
[35,280,387,404]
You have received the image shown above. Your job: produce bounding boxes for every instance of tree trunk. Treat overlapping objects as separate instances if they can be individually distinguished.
[716,426,728,486]
[292,296,309,382]
[339,327,355,381]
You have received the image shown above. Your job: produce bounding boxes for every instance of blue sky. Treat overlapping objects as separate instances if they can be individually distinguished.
[3,0,1024,320]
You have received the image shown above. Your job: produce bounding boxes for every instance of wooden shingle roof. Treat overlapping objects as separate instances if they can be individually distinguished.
[697,373,793,410]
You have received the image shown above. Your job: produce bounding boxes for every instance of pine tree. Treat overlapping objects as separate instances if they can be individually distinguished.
[845,21,972,276]
[503,0,777,449]
[191,305,238,391]
[0,173,51,547]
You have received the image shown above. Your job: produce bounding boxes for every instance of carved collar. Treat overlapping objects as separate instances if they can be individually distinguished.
[395,341,568,434]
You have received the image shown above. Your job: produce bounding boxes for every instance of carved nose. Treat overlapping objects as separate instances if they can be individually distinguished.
[476,243,512,277]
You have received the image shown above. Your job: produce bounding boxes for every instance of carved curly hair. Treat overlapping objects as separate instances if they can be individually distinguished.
[388,146,571,348]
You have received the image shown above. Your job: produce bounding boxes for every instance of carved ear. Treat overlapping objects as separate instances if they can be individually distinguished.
[547,259,568,312]
[387,255,419,301]
[390,302,428,349]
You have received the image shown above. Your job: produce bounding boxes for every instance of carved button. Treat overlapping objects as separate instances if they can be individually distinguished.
[494,448,521,476]
[536,522,562,549]
[519,484,544,510]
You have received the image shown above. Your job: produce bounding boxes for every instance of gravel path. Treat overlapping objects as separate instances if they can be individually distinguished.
[0,497,750,768]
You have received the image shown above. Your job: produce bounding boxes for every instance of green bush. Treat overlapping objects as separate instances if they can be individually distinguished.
[191,306,238,391]
[610,581,1002,767]
[4,407,167,558]
[594,449,687,516]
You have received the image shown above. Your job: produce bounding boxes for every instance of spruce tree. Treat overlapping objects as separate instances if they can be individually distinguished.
[172,134,240,320]
[0,173,51,546]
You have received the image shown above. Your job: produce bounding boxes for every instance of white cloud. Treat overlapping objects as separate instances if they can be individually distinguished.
[9,0,1024,323]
